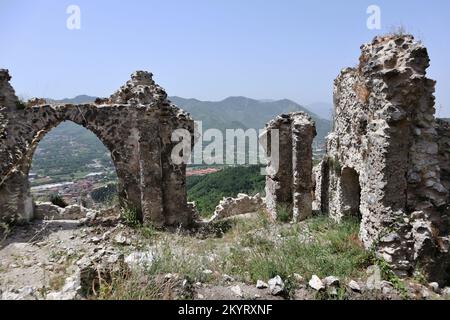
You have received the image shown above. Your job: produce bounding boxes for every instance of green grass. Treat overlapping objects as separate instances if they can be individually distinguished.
[276,204,292,223]
[222,215,371,282]
[139,224,158,240]
[95,214,372,300]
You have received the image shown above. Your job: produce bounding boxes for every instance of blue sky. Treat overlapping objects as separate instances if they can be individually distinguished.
[1,0,449,116]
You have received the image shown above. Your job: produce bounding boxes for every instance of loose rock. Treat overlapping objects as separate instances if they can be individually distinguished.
[256,280,269,289]
[323,276,340,288]
[309,275,325,291]
[230,285,243,298]
[348,280,361,293]
[268,276,285,296]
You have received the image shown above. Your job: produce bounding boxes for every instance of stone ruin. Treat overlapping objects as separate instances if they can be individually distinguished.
[260,35,449,283]
[1,35,449,284]
[312,35,450,282]
[260,112,316,222]
[0,70,195,228]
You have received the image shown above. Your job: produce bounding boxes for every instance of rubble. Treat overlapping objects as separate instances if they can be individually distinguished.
[308,275,325,291]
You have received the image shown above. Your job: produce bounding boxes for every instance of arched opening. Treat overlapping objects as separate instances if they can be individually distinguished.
[341,167,361,218]
[29,121,118,209]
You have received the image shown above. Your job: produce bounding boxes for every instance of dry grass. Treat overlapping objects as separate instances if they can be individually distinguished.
[48,274,66,291]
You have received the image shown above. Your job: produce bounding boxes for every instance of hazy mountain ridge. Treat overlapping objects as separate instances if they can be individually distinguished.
[45,95,97,105]
[43,95,332,146]
[170,96,331,145]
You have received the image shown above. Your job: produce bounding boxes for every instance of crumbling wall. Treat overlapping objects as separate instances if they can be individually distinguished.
[312,158,329,214]
[261,112,316,222]
[0,70,195,228]
[317,35,450,282]
[436,119,450,241]
[436,119,450,200]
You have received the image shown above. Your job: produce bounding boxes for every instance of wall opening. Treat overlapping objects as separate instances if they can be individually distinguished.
[341,167,361,218]
[29,121,118,209]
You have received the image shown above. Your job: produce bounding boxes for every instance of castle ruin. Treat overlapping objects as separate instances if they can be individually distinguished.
[313,35,450,282]
[1,34,449,283]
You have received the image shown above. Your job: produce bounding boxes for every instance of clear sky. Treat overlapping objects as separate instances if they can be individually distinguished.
[1,0,449,116]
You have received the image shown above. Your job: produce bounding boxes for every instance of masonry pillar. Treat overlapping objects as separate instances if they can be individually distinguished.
[292,115,316,221]
[262,112,316,222]
[138,121,165,227]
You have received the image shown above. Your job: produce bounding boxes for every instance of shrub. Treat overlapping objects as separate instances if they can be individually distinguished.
[91,183,117,203]
[49,193,68,208]
[372,256,408,298]
[120,205,141,228]
[276,204,292,223]
[15,100,27,110]
[0,221,12,243]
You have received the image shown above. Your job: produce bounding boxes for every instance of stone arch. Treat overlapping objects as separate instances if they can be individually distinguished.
[12,106,128,219]
[0,70,196,228]
[340,167,361,218]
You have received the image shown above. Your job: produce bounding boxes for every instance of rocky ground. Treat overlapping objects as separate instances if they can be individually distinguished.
[1,209,449,300]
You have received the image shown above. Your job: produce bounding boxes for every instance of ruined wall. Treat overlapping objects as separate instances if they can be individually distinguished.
[436,119,450,200]
[436,119,450,241]
[261,112,316,222]
[208,193,264,222]
[0,70,195,228]
[317,35,450,282]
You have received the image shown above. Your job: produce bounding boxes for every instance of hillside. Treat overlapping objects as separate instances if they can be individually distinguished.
[187,165,265,217]
[45,95,96,104]
[170,96,331,146]
[30,121,115,185]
